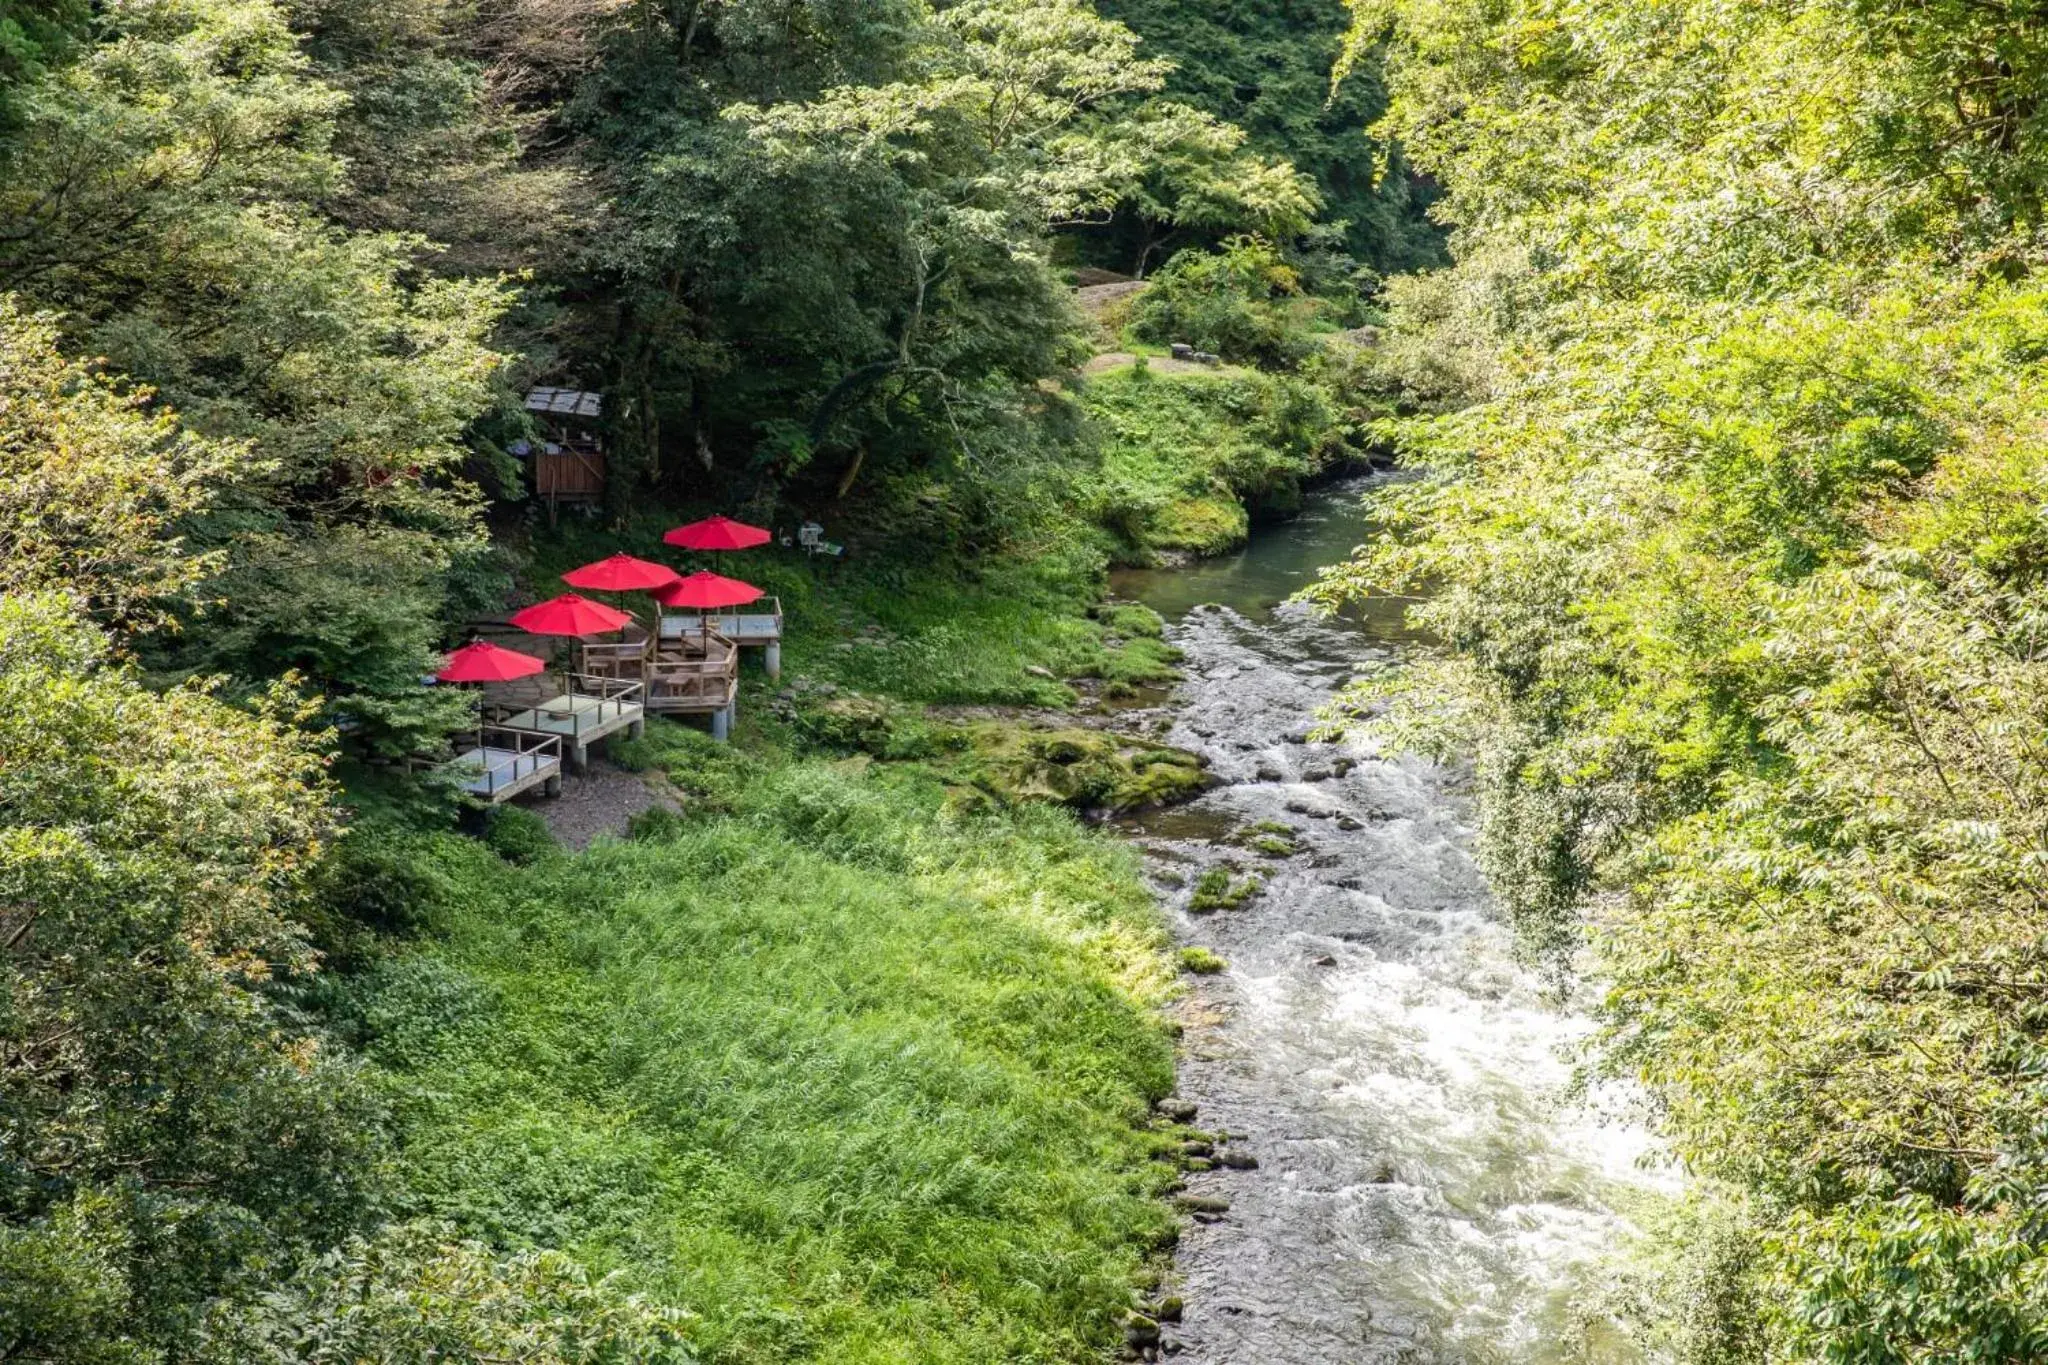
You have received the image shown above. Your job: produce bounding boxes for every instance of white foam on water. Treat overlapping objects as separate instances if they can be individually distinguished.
[1121,595,1684,1364]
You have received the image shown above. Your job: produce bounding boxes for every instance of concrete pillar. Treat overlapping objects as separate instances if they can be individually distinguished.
[570,741,588,772]
[544,774,563,798]
[764,641,782,679]
[629,718,646,740]
[710,705,732,742]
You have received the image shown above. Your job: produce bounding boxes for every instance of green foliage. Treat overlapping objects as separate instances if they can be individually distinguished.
[1130,237,1318,367]
[335,735,1180,1363]
[0,299,236,627]
[0,0,512,755]
[1320,0,2048,1353]
[0,595,380,1360]
[1177,946,1226,975]
[484,805,559,865]
[0,0,83,128]
[197,1222,696,1363]
[1096,0,1442,271]
[1084,361,1365,557]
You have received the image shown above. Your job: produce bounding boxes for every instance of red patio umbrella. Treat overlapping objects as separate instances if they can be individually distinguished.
[664,515,771,552]
[436,641,547,751]
[657,572,764,653]
[563,552,683,643]
[510,593,634,638]
[656,571,765,610]
[511,593,634,678]
[437,641,547,683]
[562,553,681,593]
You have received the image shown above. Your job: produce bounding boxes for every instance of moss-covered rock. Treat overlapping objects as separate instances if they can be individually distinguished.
[1239,820,1303,858]
[1189,866,1262,912]
[1150,492,1249,555]
[938,722,1211,813]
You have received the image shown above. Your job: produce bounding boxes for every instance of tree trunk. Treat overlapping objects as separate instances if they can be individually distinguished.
[835,447,866,499]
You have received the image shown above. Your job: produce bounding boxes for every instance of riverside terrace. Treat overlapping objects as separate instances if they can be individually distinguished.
[578,625,742,741]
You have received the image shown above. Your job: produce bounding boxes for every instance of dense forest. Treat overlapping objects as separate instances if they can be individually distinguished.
[1322,0,2048,1359]
[0,0,1411,1360]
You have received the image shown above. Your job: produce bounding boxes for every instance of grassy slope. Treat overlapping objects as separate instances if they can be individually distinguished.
[520,510,1146,709]
[335,531,1196,1362]
[339,737,1180,1363]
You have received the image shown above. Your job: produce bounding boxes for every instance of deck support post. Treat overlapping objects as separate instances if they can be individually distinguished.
[570,742,589,772]
[545,774,563,798]
[629,718,646,740]
[711,705,732,742]
[764,642,782,679]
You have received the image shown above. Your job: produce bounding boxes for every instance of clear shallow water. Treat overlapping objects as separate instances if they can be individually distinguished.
[1114,478,1674,1364]
[1110,479,1421,643]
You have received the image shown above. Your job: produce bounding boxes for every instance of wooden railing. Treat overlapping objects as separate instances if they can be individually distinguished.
[645,656,737,712]
[659,597,784,642]
[413,728,563,800]
[583,631,737,678]
[483,675,644,739]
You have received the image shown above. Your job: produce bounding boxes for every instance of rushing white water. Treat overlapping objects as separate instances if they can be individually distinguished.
[1111,481,1678,1363]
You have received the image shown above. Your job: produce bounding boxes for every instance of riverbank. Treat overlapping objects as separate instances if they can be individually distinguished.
[324,524,1229,1362]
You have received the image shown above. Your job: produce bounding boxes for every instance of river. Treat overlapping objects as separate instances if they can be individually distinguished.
[1110,477,1676,1364]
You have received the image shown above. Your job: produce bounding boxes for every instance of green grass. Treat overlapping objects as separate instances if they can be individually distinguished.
[1080,365,1359,561]
[331,729,1183,1363]
[516,505,1142,707]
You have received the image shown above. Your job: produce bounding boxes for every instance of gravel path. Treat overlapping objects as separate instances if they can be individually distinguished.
[536,760,682,851]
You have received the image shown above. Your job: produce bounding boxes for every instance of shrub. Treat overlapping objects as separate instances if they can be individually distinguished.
[1129,238,1316,369]
[484,805,558,864]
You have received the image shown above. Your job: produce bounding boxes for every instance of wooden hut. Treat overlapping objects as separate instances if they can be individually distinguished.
[524,387,606,523]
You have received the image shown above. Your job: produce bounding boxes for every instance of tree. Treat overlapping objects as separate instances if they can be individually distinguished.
[1095,0,1441,271]
[1315,0,2048,1355]
[0,298,236,628]
[0,0,512,756]
[0,594,382,1361]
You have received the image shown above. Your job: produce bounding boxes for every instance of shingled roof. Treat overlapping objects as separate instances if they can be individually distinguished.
[523,387,602,418]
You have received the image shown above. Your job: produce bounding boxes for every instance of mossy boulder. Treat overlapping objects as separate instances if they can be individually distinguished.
[939,722,1211,813]
[1149,492,1248,556]
[1239,821,1302,858]
[1189,866,1262,913]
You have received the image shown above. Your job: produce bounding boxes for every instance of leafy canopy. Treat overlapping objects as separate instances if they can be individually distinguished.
[1317,0,2048,1357]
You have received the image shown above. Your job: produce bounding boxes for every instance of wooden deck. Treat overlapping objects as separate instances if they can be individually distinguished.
[660,599,784,677]
[484,674,645,769]
[427,729,564,804]
[580,631,741,739]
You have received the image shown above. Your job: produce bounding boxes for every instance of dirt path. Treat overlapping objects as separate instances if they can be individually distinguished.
[1083,351,1240,377]
[535,760,682,850]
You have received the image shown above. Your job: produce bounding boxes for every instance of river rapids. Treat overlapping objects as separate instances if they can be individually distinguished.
[1110,478,1677,1364]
